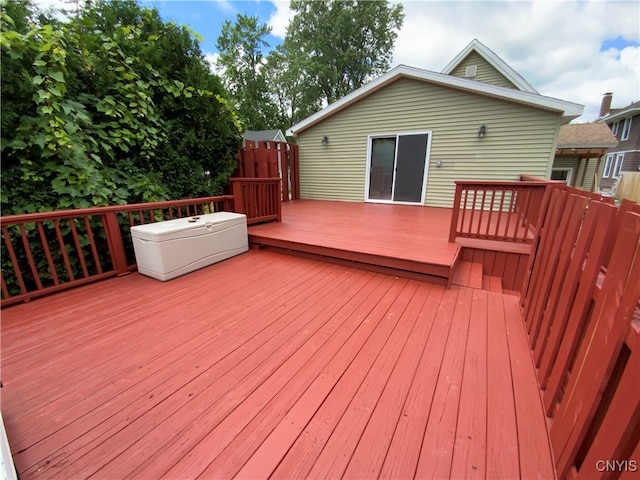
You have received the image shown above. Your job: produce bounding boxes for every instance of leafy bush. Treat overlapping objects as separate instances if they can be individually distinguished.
[1,0,241,215]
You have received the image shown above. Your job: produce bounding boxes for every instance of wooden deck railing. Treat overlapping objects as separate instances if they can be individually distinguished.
[1,196,234,306]
[232,178,282,225]
[448,180,557,244]
[521,186,640,479]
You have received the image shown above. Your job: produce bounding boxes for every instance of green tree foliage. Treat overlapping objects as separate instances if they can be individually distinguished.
[284,0,404,106]
[1,0,241,215]
[262,42,321,129]
[215,14,276,130]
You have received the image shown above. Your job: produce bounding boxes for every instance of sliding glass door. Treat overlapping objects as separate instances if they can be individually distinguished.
[366,132,431,204]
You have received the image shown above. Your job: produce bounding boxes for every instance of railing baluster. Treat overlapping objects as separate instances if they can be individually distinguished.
[2,226,27,295]
[53,220,75,282]
[1,273,10,299]
[485,189,496,236]
[468,188,478,237]
[460,187,468,237]
[504,188,517,241]
[69,218,89,278]
[18,224,43,290]
[37,221,60,285]
[494,188,505,238]
[477,188,487,236]
[83,216,103,275]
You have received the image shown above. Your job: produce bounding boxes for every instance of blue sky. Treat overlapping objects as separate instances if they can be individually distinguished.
[144,0,284,54]
[600,35,640,52]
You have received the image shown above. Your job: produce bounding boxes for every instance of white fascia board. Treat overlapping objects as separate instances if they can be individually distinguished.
[601,108,640,123]
[286,65,584,136]
[441,39,539,94]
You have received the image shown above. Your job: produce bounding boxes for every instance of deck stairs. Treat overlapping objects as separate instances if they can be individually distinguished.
[451,261,519,296]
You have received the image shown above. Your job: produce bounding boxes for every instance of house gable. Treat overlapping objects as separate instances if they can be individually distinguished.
[442,39,538,94]
[287,65,582,136]
[447,51,520,90]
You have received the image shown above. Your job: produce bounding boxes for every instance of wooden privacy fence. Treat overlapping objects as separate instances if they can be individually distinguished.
[449,180,555,244]
[235,140,300,202]
[522,187,640,479]
[2,176,283,306]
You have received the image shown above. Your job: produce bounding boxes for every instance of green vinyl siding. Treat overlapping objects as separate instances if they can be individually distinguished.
[552,156,601,192]
[297,77,561,207]
[449,51,519,90]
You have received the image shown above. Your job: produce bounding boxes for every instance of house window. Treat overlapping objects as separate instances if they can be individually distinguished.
[611,121,619,136]
[551,168,573,185]
[603,154,614,178]
[621,117,632,140]
[613,153,624,178]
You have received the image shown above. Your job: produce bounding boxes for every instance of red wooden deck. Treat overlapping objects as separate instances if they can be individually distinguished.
[248,200,461,285]
[1,249,554,479]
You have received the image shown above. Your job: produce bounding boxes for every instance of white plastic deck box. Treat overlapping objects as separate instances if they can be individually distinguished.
[130,212,248,281]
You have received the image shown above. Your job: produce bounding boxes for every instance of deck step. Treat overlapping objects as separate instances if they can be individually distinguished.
[482,275,503,293]
[451,261,483,289]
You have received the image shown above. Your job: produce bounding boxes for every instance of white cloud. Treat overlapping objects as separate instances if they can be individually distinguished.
[31,0,72,19]
[203,51,221,72]
[392,0,640,122]
[267,1,292,38]
[212,0,236,14]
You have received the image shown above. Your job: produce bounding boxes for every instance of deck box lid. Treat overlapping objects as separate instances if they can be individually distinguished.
[130,212,246,242]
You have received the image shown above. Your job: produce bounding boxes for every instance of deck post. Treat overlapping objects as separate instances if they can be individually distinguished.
[102,212,129,275]
[231,179,245,215]
[449,183,463,243]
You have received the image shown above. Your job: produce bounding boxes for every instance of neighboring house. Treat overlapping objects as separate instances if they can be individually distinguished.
[243,129,287,149]
[596,93,640,191]
[552,123,618,192]
[286,39,583,208]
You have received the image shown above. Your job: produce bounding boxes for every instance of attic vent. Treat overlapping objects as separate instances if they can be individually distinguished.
[464,65,477,78]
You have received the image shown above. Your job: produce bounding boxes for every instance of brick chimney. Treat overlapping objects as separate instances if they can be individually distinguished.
[599,92,613,118]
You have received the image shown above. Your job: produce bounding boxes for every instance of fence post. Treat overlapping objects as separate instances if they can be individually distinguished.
[103,212,129,275]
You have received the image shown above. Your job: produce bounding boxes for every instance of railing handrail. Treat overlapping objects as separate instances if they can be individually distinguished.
[454,180,562,188]
[0,195,235,225]
[519,174,562,183]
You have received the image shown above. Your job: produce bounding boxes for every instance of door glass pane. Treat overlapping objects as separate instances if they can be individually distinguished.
[551,170,568,181]
[369,137,396,200]
[393,134,428,203]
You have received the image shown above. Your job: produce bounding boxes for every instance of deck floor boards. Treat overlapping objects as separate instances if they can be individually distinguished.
[1,249,554,479]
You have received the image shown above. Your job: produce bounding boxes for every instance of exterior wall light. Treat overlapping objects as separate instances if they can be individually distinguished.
[321,136,329,145]
[478,125,487,139]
